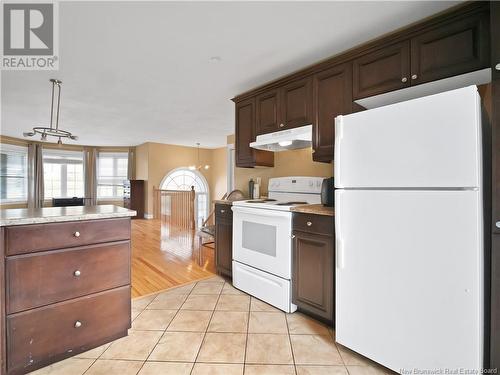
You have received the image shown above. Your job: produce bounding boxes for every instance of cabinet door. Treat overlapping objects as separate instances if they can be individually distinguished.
[410,10,490,85]
[292,231,334,323]
[235,98,274,168]
[256,89,280,135]
[353,40,410,99]
[490,2,500,369]
[215,215,233,278]
[235,98,256,167]
[312,63,352,162]
[280,77,312,130]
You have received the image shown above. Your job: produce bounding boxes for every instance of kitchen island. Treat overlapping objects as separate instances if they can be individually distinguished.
[0,205,136,375]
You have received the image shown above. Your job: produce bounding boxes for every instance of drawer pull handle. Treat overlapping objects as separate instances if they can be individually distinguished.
[496,221,500,228]
[74,231,81,238]
[306,221,312,226]
[401,77,407,83]
[220,209,225,213]
[74,270,81,277]
[411,74,418,80]
[279,123,285,128]
[74,321,82,328]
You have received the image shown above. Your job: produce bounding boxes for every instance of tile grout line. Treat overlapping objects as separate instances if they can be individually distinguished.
[285,311,298,375]
[134,282,195,375]
[242,296,252,374]
[190,279,225,375]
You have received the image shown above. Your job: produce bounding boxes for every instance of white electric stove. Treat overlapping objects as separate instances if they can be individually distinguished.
[231,176,324,312]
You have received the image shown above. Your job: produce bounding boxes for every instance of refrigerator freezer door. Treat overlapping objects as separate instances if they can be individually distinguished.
[335,189,483,371]
[335,86,481,189]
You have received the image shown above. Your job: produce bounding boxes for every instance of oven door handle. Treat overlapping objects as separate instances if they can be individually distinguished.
[231,206,291,218]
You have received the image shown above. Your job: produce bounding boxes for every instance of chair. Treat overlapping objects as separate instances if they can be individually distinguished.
[196,190,245,266]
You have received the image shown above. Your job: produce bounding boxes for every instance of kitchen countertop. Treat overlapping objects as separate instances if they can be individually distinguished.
[0,205,137,227]
[213,199,248,205]
[291,204,334,216]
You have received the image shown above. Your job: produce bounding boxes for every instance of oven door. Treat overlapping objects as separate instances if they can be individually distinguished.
[232,206,292,279]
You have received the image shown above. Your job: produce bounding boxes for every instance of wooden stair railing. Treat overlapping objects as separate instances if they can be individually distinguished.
[153,186,196,229]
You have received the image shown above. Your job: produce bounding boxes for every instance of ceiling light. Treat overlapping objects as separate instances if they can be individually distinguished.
[23,79,77,145]
[189,143,210,171]
[278,140,293,147]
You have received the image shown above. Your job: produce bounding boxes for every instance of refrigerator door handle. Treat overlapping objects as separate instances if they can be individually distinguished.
[336,237,344,269]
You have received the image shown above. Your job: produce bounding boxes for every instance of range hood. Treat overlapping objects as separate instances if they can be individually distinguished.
[355,68,491,109]
[250,124,312,152]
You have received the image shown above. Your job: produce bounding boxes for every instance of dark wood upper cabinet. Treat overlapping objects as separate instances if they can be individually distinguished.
[312,63,352,162]
[256,89,280,135]
[410,10,490,85]
[353,40,411,99]
[235,98,255,166]
[280,77,313,129]
[235,98,274,168]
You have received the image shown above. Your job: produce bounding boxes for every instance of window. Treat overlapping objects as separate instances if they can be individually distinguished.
[161,168,209,227]
[43,149,84,199]
[97,152,128,199]
[0,144,28,203]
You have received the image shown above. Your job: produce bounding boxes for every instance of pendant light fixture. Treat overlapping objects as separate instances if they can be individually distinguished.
[189,143,210,171]
[23,79,78,144]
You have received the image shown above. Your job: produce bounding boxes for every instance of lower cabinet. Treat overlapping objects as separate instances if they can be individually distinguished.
[215,204,233,277]
[292,213,334,324]
[1,217,132,375]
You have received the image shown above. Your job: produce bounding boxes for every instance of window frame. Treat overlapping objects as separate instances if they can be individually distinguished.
[0,143,29,204]
[97,151,129,201]
[43,149,85,200]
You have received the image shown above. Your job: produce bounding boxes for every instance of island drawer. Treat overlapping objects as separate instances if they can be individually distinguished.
[292,213,333,236]
[6,286,131,375]
[6,241,131,314]
[5,217,131,256]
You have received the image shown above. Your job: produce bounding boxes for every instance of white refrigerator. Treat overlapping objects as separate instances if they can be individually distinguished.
[334,86,484,371]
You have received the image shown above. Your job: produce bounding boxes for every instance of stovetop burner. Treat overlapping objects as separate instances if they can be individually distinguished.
[276,201,308,206]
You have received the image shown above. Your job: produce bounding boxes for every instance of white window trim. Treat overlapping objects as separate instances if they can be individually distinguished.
[160,167,210,228]
[0,143,29,204]
[97,152,128,200]
[227,143,235,194]
[43,149,85,200]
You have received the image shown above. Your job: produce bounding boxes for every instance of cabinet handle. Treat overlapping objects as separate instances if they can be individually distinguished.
[291,234,296,239]
[220,209,225,214]
[74,270,81,277]
[496,221,500,229]
[401,77,408,83]
[279,123,285,128]
[495,64,500,71]
[74,321,82,328]
[411,74,418,80]
[306,221,312,226]
[74,231,80,237]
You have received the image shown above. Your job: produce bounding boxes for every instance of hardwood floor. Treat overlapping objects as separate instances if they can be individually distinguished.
[131,219,216,298]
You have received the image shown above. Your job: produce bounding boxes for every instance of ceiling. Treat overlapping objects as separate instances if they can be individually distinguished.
[1,1,460,148]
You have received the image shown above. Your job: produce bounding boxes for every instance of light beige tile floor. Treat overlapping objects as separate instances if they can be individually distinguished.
[30,276,393,375]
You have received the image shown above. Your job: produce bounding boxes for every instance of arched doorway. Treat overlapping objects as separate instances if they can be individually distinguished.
[161,168,209,227]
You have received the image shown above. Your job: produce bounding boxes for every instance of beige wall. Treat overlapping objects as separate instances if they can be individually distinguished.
[227,135,333,197]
